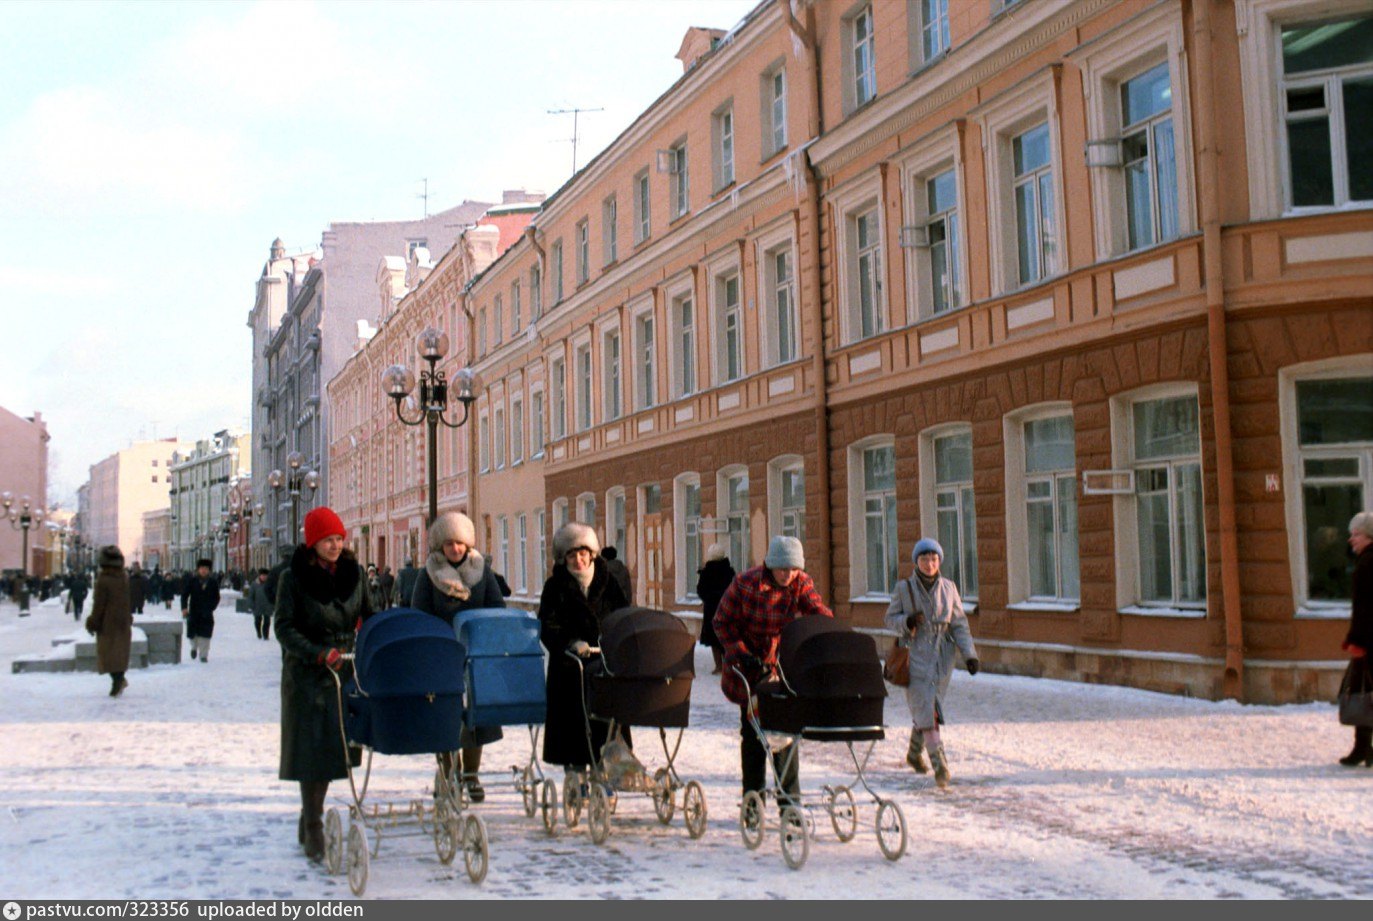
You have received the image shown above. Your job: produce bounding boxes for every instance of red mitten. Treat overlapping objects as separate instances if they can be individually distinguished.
[318,648,344,670]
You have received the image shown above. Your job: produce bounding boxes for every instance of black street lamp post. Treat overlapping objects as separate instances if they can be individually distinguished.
[268,451,318,549]
[1,492,44,615]
[381,327,481,526]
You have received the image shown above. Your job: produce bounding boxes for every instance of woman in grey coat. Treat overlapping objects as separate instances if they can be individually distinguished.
[884,537,979,788]
[410,510,506,801]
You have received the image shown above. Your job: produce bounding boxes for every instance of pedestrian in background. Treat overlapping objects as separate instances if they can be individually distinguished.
[601,545,633,604]
[378,566,396,609]
[1338,511,1373,767]
[86,546,132,698]
[884,538,979,788]
[410,511,506,802]
[397,558,420,608]
[128,563,147,615]
[713,535,832,809]
[247,568,274,641]
[696,542,735,675]
[67,570,91,621]
[274,506,371,864]
[181,559,221,663]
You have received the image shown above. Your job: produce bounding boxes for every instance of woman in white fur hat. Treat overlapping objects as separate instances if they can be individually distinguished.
[538,520,632,770]
[411,510,506,801]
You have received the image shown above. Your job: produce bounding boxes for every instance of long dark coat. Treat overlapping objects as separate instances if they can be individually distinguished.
[67,572,90,605]
[275,545,372,782]
[87,564,132,674]
[181,575,220,638]
[695,558,736,651]
[538,560,630,767]
[128,570,146,612]
[1347,545,1373,652]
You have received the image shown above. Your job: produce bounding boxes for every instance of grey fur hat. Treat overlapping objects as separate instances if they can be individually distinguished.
[98,545,125,569]
[429,511,477,552]
[552,521,600,562]
[764,535,804,569]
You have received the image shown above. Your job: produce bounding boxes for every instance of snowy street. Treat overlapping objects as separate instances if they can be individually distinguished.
[1,593,1368,900]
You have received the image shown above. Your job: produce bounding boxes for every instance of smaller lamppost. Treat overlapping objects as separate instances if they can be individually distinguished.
[1,492,43,615]
[268,451,319,548]
[227,481,255,574]
[381,328,481,525]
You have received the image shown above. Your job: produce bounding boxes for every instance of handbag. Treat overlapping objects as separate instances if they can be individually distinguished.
[1338,658,1373,727]
[883,580,915,687]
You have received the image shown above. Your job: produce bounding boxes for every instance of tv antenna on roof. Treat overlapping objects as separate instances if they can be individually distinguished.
[548,105,604,177]
[417,178,430,218]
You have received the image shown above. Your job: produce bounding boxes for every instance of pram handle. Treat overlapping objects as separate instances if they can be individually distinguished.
[564,645,601,660]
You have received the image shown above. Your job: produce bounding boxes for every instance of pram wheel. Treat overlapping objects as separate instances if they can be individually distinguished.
[462,814,489,884]
[563,775,584,829]
[520,766,537,817]
[651,768,675,824]
[875,799,907,861]
[780,805,809,870]
[346,821,369,896]
[540,779,558,835]
[435,814,459,865]
[587,783,612,845]
[323,808,344,875]
[739,790,766,850]
[826,786,857,842]
[683,780,708,839]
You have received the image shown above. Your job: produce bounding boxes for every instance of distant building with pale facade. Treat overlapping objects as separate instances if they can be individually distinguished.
[86,438,190,567]
[168,431,250,571]
[0,406,48,574]
[141,508,172,573]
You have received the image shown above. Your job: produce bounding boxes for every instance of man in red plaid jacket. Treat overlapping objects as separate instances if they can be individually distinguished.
[713,535,833,805]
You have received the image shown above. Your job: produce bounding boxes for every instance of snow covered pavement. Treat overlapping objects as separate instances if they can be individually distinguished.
[1,594,1368,900]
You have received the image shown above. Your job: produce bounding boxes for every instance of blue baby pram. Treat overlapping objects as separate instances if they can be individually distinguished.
[323,608,489,895]
[442,608,549,818]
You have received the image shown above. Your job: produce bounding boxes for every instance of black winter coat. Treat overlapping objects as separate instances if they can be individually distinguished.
[538,560,630,767]
[695,559,736,651]
[275,546,373,782]
[128,571,146,611]
[1348,545,1373,651]
[181,576,220,638]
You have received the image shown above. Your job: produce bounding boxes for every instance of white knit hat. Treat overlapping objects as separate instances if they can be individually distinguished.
[429,511,476,552]
[552,521,600,562]
[705,542,729,562]
[764,535,804,569]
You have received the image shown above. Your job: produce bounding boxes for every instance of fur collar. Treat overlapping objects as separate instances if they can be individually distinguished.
[425,548,486,601]
[290,544,362,605]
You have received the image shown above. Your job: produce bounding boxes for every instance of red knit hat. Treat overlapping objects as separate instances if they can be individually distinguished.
[303,507,346,548]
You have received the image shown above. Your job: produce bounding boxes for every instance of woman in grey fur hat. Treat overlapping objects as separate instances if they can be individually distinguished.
[410,510,506,801]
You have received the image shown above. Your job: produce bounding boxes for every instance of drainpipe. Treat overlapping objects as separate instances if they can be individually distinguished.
[782,0,834,603]
[1192,0,1244,700]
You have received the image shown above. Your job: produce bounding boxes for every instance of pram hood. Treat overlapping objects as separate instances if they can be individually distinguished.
[354,607,465,698]
[776,616,885,699]
[453,607,542,657]
[597,606,695,680]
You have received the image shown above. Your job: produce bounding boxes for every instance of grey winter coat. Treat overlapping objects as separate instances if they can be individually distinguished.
[884,574,977,727]
[247,580,274,619]
[275,545,372,782]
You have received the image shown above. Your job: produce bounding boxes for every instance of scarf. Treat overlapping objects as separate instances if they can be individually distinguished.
[425,547,485,601]
[571,564,594,595]
[916,570,939,593]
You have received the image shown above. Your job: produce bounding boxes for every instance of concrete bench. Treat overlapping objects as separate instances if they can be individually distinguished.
[14,627,149,674]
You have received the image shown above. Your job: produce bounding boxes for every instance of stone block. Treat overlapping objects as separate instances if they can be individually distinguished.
[136,617,184,665]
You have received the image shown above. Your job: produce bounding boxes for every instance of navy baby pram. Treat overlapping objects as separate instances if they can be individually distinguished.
[454,608,546,729]
[345,607,466,756]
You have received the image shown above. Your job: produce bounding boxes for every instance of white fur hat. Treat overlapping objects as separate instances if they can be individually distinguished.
[552,521,600,562]
[429,511,476,552]
[705,542,729,563]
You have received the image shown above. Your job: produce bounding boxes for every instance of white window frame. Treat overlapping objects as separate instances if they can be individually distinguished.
[575,219,590,286]
[516,513,529,594]
[498,516,510,579]
[1003,403,1080,608]
[550,239,565,304]
[668,139,690,220]
[535,508,547,577]
[530,387,545,458]
[761,61,788,157]
[602,325,623,422]
[602,195,618,266]
[631,297,657,411]
[918,423,980,602]
[577,492,597,529]
[634,168,651,244]
[844,3,877,113]
[708,251,745,385]
[1237,0,1373,218]
[674,472,703,602]
[1279,354,1373,617]
[511,279,522,333]
[493,294,504,346]
[549,353,567,440]
[530,263,543,320]
[667,279,697,399]
[898,129,968,323]
[606,486,627,554]
[493,404,506,470]
[754,220,798,367]
[847,435,898,600]
[717,463,751,570]
[767,454,806,541]
[573,337,593,433]
[552,497,570,532]
[477,306,488,357]
[477,411,491,473]
[1072,5,1197,260]
[909,0,950,69]
[510,393,524,466]
[1109,382,1207,615]
[713,101,735,191]
[974,71,1065,296]
[831,174,887,344]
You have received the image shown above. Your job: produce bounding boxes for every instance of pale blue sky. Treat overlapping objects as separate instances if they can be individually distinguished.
[0,0,758,504]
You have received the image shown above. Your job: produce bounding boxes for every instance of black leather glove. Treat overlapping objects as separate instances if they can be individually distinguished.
[966,658,980,676]
[735,653,762,674]
[905,612,922,631]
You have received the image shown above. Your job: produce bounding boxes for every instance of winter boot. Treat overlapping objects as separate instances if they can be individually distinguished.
[1339,727,1373,767]
[906,730,928,773]
[301,782,328,863]
[109,674,128,698]
[929,744,951,789]
[460,746,485,803]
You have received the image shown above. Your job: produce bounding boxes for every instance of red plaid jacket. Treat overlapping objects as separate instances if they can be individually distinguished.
[712,565,832,705]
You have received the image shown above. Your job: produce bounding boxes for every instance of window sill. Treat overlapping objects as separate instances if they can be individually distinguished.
[669,210,692,227]
[759,145,788,168]
[1295,601,1351,620]
[1119,605,1206,619]
[1007,601,1080,613]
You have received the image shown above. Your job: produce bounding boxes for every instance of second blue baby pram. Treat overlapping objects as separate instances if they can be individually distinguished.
[323,608,490,895]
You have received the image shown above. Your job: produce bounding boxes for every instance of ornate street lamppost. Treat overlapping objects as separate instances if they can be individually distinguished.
[380,327,481,525]
[268,451,319,549]
[227,481,255,573]
[1,492,43,615]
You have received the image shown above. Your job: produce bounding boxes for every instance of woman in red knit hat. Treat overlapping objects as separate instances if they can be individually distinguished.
[273,506,373,864]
